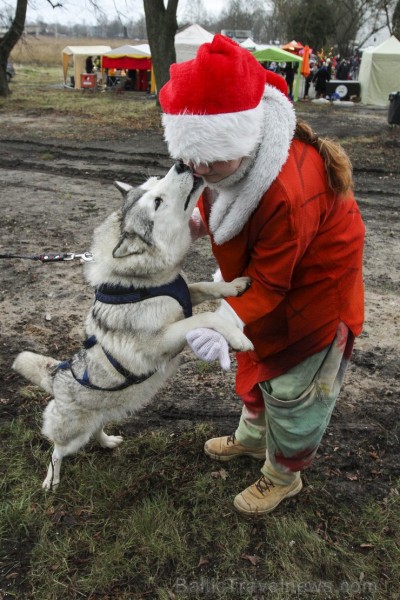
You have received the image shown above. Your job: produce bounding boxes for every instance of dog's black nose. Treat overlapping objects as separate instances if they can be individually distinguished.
[174,160,191,174]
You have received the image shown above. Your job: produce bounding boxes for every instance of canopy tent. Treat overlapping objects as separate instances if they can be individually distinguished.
[101,44,154,92]
[175,24,214,63]
[62,45,111,89]
[253,46,303,64]
[130,43,151,55]
[252,46,303,101]
[282,40,304,53]
[358,35,400,106]
[101,44,151,69]
[240,37,257,51]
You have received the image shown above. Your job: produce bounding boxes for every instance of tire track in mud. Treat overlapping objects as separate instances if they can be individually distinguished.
[0,137,172,185]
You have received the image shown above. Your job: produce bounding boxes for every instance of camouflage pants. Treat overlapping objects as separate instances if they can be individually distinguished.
[235,322,354,484]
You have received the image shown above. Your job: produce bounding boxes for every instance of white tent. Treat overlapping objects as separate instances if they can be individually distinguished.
[240,38,257,51]
[358,36,400,106]
[131,43,151,56]
[62,45,111,89]
[101,44,151,59]
[175,24,214,63]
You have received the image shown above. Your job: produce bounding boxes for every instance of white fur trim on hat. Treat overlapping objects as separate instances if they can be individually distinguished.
[208,84,296,245]
[162,101,265,164]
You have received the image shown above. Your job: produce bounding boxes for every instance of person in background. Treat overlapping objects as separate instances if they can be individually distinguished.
[159,35,365,517]
[283,61,297,100]
[336,58,351,81]
[85,56,94,74]
[304,61,318,98]
[326,57,332,79]
[125,69,137,91]
[313,61,331,98]
[106,68,117,88]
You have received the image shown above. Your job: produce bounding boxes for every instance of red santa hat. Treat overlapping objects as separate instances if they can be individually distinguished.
[159,34,289,165]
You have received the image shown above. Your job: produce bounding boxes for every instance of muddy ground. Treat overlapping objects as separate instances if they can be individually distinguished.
[0,100,399,507]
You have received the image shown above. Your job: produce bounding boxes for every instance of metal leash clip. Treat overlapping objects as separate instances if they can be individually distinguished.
[63,252,94,262]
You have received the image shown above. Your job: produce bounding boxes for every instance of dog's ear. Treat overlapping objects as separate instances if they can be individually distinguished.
[112,232,145,258]
[140,176,159,191]
[114,181,133,197]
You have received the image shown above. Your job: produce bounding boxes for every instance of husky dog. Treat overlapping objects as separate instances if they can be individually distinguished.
[13,162,253,490]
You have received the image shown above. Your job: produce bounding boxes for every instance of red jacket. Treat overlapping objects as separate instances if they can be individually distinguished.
[198,139,365,394]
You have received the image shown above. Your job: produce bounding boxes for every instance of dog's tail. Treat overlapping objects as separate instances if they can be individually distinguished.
[12,351,60,395]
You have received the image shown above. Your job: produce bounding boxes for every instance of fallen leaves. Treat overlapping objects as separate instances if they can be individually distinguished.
[240,553,262,566]
[210,468,228,480]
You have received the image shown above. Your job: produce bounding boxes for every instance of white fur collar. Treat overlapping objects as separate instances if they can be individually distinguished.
[208,85,296,245]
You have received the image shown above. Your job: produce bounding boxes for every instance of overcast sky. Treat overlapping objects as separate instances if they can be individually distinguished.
[26,0,226,26]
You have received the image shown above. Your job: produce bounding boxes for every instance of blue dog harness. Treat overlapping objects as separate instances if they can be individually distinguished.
[57,275,192,391]
[94,274,192,318]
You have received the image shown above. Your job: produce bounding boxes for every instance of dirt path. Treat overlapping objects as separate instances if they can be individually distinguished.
[0,102,399,506]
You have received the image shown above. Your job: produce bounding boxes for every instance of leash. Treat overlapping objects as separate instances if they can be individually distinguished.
[0,251,94,262]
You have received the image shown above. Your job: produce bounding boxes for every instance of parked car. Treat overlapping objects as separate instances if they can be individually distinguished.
[7,62,16,82]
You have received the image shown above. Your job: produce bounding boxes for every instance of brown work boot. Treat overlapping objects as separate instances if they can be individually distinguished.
[204,433,266,462]
[233,474,303,516]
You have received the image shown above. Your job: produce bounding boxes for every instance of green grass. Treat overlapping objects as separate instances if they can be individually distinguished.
[1,410,399,599]
[0,65,162,136]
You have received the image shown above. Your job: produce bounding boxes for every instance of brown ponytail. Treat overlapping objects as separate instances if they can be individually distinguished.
[294,121,353,196]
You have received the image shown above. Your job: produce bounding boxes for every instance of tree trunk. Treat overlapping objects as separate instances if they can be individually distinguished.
[393,0,400,39]
[0,0,28,97]
[144,0,179,99]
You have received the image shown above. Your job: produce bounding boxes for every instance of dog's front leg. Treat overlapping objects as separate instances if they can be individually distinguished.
[159,312,253,357]
[94,429,124,449]
[188,277,250,306]
[42,447,63,491]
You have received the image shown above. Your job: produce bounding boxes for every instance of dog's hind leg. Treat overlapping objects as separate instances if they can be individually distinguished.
[94,429,123,449]
[42,432,93,491]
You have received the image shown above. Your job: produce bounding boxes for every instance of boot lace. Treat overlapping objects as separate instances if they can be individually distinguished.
[226,432,236,446]
[255,475,275,495]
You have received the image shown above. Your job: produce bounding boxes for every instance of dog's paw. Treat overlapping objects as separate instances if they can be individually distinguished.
[100,434,123,449]
[225,277,251,297]
[229,330,254,352]
[42,476,59,491]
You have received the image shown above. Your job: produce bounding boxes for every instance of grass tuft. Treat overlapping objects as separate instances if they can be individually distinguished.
[1,408,399,599]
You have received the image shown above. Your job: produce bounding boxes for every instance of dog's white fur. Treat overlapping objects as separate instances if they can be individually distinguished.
[12,163,253,490]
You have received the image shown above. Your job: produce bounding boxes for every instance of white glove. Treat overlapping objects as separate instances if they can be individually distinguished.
[186,328,231,370]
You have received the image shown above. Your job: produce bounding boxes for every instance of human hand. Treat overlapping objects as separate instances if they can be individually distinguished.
[186,328,231,370]
[189,207,207,241]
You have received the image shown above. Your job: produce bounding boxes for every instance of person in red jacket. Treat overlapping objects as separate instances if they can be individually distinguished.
[159,34,365,517]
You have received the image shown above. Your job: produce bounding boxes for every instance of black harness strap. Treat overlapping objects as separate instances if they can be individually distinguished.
[57,337,154,392]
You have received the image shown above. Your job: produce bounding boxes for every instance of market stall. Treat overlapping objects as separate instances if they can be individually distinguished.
[62,45,111,89]
[101,45,154,92]
[252,46,303,101]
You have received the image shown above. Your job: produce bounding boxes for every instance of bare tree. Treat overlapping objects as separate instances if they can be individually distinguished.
[353,0,396,48]
[272,0,398,55]
[178,0,213,28]
[144,0,179,96]
[290,0,336,50]
[0,0,28,97]
[393,0,400,37]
